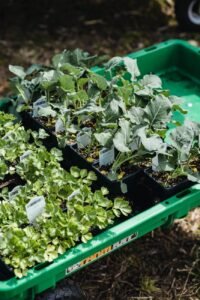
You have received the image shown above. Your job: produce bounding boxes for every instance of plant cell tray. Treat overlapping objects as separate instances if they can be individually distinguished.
[20,111,146,197]
[0,39,200,300]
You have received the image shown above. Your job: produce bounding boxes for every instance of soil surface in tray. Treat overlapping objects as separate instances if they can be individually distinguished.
[99,163,139,180]
[149,171,187,188]
[78,146,100,163]
[0,177,21,189]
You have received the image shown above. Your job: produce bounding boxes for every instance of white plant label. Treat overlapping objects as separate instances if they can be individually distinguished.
[26,196,46,224]
[2,132,13,141]
[32,97,48,117]
[67,189,80,201]
[20,150,32,162]
[8,185,23,201]
[120,182,128,194]
[99,147,115,167]
[77,129,92,149]
[55,119,65,133]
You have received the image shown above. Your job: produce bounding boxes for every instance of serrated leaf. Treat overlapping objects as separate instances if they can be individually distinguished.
[144,95,172,128]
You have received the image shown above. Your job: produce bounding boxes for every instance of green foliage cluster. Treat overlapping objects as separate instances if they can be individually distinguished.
[9,49,200,184]
[0,112,131,278]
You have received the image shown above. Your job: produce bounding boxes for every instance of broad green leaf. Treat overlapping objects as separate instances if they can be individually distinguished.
[9,65,26,79]
[113,119,131,153]
[37,106,57,118]
[94,132,112,147]
[169,124,194,160]
[90,73,108,90]
[140,74,162,88]
[144,95,171,128]
[125,107,144,125]
[59,74,75,92]
[123,57,140,81]
[137,127,164,152]
[110,99,126,115]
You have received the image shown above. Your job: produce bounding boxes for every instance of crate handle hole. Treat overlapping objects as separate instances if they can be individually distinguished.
[176,189,191,199]
[35,261,53,271]
[145,46,157,52]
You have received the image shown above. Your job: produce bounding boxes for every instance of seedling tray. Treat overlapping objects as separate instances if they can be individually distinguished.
[21,111,146,196]
[144,168,195,200]
[0,39,200,300]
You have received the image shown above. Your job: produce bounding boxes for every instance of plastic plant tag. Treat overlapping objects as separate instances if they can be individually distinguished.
[32,97,48,117]
[67,189,80,201]
[77,128,92,149]
[2,131,13,141]
[99,147,115,167]
[8,185,23,201]
[20,150,32,162]
[26,196,45,224]
[120,182,128,194]
[55,118,65,133]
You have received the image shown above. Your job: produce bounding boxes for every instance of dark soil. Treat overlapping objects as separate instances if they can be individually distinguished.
[98,163,139,179]
[78,145,100,162]
[149,170,187,188]
[35,117,55,131]
[0,178,16,189]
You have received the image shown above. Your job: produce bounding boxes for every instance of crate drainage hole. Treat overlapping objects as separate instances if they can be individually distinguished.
[176,189,191,199]
[165,201,169,205]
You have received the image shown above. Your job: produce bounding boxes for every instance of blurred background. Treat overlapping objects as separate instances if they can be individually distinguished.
[0,1,199,299]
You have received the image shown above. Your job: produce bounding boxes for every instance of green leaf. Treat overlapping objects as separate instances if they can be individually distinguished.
[81,232,93,243]
[137,127,164,152]
[37,106,57,118]
[113,119,131,153]
[110,99,126,115]
[87,171,97,181]
[152,152,176,172]
[70,166,80,178]
[113,197,132,216]
[123,57,140,81]
[94,132,112,147]
[38,129,49,139]
[144,95,172,128]
[125,107,144,125]
[40,70,58,90]
[169,124,194,161]
[187,169,200,183]
[140,74,162,89]
[59,74,75,92]
[90,73,108,90]
[9,65,26,79]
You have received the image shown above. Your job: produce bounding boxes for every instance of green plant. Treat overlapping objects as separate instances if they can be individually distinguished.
[152,121,200,185]
[0,167,131,278]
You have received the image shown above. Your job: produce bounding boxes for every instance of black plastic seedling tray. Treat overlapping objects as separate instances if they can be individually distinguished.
[144,168,194,200]
[21,111,147,197]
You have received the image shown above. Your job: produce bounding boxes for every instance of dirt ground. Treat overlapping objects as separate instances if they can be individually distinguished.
[0,1,199,299]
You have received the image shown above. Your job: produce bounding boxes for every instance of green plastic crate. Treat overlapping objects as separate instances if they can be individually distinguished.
[0,39,200,300]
